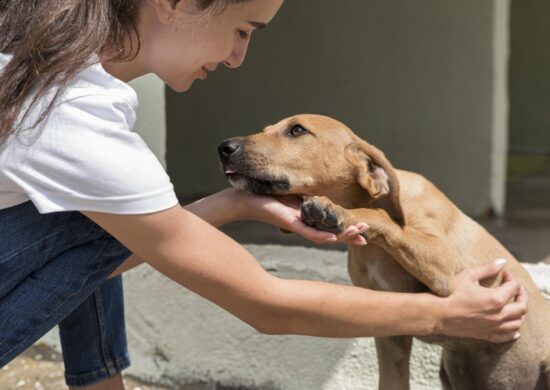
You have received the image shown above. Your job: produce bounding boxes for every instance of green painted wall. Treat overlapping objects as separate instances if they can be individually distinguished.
[509,0,550,155]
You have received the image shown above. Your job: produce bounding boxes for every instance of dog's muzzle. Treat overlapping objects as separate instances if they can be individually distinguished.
[217,138,291,195]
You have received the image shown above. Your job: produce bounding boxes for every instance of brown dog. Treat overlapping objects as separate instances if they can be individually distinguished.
[218,114,550,390]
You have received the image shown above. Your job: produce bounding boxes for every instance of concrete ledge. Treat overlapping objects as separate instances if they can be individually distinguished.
[42,245,550,389]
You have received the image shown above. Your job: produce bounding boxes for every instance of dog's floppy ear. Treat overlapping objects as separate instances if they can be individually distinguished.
[344,141,405,225]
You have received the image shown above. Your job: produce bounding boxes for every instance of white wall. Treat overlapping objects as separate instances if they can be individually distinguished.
[490,0,510,215]
[129,74,167,167]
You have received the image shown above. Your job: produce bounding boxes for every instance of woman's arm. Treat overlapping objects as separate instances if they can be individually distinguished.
[84,198,526,342]
[110,188,368,277]
[184,188,369,244]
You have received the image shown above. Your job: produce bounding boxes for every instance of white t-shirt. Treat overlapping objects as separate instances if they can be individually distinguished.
[0,54,179,214]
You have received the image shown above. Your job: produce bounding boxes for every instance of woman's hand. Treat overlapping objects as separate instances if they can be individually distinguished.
[435,259,528,342]
[234,189,368,245]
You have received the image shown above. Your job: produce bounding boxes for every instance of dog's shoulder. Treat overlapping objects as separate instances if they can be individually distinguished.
[396,169,462,234]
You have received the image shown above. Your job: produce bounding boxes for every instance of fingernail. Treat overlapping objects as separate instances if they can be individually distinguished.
[327,236,338,242]
[513,332,521,339]
[494,258,507,266]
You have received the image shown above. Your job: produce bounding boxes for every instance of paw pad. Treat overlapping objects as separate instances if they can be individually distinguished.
[300,197,344,234]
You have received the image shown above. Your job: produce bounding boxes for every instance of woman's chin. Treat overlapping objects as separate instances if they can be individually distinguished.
[166,78,194,93]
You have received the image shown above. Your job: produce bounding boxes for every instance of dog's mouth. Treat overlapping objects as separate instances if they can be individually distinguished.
[223,165,291,195]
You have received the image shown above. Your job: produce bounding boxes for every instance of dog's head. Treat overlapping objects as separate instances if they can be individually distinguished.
[218,114,404,224]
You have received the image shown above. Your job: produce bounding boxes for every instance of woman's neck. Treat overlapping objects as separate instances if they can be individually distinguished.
[100,53,148,82]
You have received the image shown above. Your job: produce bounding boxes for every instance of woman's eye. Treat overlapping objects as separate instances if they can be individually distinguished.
[288,125,308,137]
[238,30,250,40]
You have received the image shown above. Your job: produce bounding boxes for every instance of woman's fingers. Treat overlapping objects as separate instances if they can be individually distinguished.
[461,264,522,313]
[496,319,524,334]
[339,224,369,239]
[486,276,522,310]
[498,301,528,322]
[338,224,369,245]
[488,331,522,343]
[466,258,508,282]
[516,284,528,305]
[442,262,530,342]
[288,220,369,245]
[287,219,337,243]
[497,286,528,321]
[261,193,370,245]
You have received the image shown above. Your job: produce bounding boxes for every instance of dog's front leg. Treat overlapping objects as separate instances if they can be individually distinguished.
[375,336,413,390]
[301,196,456,296]
[350,208,456,297]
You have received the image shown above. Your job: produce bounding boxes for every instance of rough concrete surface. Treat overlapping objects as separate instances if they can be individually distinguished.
[13,247,549,390]
[0,344,169,390]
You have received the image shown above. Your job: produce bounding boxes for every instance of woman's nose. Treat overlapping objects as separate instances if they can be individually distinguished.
[224,40,250,69]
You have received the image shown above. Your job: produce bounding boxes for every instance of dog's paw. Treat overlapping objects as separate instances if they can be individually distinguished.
[300,196,346,234]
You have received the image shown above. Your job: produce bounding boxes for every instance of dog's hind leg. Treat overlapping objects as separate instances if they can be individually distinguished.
[375,336,412,390]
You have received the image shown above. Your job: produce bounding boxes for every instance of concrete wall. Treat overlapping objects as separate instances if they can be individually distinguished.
[166,0,509,216]
[509,0,550,154]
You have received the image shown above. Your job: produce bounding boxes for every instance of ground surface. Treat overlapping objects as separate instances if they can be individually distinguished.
[0,344,172,390]
[2,164,549,390]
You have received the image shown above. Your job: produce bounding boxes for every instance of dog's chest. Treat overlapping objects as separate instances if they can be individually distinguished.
[348,244,425,293]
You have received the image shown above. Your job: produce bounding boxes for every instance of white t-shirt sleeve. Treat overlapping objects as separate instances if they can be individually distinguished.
[4,93,179,214]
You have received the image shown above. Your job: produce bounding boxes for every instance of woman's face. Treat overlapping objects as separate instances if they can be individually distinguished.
[144,0,284,92]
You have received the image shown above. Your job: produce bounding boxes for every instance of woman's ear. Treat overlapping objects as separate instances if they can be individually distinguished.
[150,0,179,25]
[344,142,405,225]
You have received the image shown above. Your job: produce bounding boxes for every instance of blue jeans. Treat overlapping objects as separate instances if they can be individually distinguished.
[0,201,132,386]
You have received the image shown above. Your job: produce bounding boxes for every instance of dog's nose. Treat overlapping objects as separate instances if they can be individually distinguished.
[218,140,242,158]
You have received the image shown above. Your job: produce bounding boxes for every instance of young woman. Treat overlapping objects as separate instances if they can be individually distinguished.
[0,1,527,389]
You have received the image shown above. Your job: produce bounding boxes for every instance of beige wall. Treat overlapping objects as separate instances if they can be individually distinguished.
[166,0,509,216]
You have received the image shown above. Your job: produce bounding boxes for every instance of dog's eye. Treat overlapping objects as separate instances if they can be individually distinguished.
[287,125,308,138]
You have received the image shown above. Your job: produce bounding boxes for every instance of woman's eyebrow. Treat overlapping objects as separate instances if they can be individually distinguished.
[248,21,267,29]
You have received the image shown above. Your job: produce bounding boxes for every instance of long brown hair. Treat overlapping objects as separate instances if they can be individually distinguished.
[0,0,247,144]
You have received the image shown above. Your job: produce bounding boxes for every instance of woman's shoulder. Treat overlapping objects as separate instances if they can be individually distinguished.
[63,57,138,112]
[0,53,138,129]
